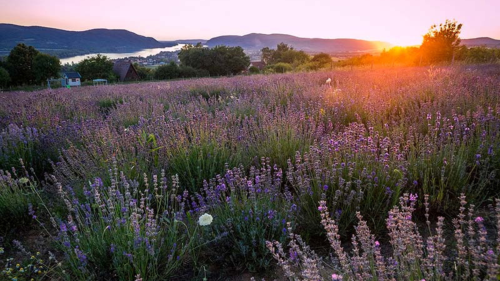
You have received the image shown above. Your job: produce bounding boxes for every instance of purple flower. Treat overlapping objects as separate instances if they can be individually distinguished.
[409,193,418,202]
[475,216,484,223]
[60,223,68,232]
[323,185,329,191]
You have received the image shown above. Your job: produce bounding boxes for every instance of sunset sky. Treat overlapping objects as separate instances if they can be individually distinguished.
[1,0,499,46]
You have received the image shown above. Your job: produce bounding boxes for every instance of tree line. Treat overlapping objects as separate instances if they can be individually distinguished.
[338,20,500,67]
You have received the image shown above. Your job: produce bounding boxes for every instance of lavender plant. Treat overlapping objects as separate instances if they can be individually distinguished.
[268,193,500,281]
[192,159,297,273]
[50,163,201,280]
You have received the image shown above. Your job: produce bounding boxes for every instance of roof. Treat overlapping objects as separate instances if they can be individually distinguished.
[64,72,81,79]
[250,61,266,69]
[113,60,136,82]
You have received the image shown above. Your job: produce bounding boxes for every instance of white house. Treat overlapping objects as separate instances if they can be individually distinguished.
[62,72,81,87]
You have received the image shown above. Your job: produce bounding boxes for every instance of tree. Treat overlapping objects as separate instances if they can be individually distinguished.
[0,67,11,88]
[134,63,154,80]
[6,43,39,85]
[75,54,116,81]
[260,43,310,66]
[154,62,180,80]
[421,19,462,63]
[33,53,61,83]
[249,66,260,74]
[272,62,293,73]
[178,44,250,76]
[311,53,333,68]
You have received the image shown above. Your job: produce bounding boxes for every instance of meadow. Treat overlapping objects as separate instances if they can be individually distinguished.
[1,64,500,280]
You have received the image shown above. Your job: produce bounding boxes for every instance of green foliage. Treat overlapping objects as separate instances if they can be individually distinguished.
[271,62,293,73]
[456,46,500,63]
[179,65,209,78]
[53,170,199,280]
[75,54,116,81]
[261,43,310,65]
[311,53,333,68]
[248,66,260,74]
[97,97,124,114]
[33,53,61,83]
[0,66,11,88]
[154,62,180,80]
[421,19,462,63]
[133,63,153,80]
[178,44,250,76]
[0,170,36,234]
[6,43,40,85]
[0,248,61,280]
[200,166,295,273]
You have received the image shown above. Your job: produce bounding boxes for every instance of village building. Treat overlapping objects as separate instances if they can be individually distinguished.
[62,72,82,87]
[113,60,140,82]
[249,61,266,71]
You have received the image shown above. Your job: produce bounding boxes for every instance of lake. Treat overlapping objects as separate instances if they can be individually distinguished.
[60,44,185,64]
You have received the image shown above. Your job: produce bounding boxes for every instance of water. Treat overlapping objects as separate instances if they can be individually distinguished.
[60,44,185,64]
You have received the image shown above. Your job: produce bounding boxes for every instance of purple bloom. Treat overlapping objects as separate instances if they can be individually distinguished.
[60,223,68,232]
[409,193,418,202]
[475,216,484,223]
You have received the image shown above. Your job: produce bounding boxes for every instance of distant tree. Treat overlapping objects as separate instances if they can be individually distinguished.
[179,44,250,76]
[134,63,154,80]
[311,53,333,68]
[0,67,11,88]
[75,54,115,81]
[272,62,293,73]
[420,19,462,63]
[61,62,77,72]
[154,62,180,80]
[249,66,260,74]
[33,53,61,83]
[179,65,209,78]
[260,43,310,66]
[6,43,40,85]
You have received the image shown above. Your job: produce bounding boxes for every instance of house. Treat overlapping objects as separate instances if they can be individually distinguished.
[113,61,140,82]
[249,61,266,71]
[62,72,81,87]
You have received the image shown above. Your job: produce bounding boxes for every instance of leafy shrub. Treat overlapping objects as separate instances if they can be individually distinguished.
[249,66,260,74]
[271,63,293,73]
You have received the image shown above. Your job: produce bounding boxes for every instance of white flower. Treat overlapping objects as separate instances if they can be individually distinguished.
[18,177,29,184]
[198,213,213,226]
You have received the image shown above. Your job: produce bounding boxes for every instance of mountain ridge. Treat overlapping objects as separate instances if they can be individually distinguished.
[0,23,175,57]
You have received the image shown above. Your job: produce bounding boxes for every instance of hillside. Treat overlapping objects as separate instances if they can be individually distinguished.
[0,24,175,57]
[461,37,500,48]
[206,33,392,54]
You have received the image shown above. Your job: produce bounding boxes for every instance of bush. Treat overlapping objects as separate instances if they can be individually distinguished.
[154,62,180,80]
[197,164,296,273]
[52,166,202,280]
[248,66,260,74]
[271,63,293,73]
[0,67,10,89]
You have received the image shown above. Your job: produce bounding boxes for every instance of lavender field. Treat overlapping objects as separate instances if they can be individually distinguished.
[1,65,500,280]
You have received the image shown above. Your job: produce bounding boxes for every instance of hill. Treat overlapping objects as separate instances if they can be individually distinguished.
[0,24,175,57]
[206,33,392,54]
[461,37,500,48]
